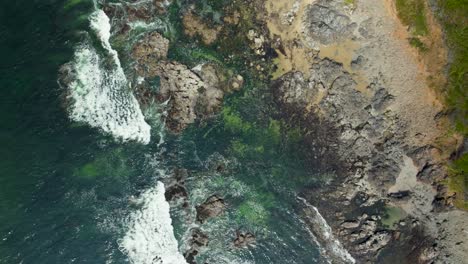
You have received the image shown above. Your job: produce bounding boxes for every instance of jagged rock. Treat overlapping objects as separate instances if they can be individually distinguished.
[130,32,243,132]
[196,195,226,223]
[233,231,256,248]
[274,57,403,193]
[356,231,392,255]
[156,62,239,132]
[184,228,209,264]
[156,61,205,132]
[191,228,209,247]
[165,184,188,201]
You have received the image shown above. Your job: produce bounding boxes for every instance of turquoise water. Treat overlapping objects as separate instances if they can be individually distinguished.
[0,1,336,263]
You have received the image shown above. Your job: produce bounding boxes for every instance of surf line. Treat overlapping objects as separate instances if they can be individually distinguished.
[59,9,151,144]
[297,196,356,264]
[120,181,187,264]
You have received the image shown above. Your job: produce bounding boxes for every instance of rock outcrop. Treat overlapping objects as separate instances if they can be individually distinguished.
[184,228,210,264]
[233,231,256,248]
[302,0,357,46]
[268,0,461,261]
[196,195,226,223]
[130,32,243,133]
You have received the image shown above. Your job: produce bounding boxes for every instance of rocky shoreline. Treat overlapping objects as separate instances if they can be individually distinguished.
[267,0,467,263]
[96,0,467,263]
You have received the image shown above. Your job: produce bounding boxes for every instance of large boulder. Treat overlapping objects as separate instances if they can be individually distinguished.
[233,231,256,248]
[302,0,357,45]
[131,32,243,133]
[132,32,169,78]
[196,195,226,223]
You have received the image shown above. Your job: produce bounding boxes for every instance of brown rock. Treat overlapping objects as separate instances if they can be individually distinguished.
[196,195,226,223]
[233,231,256,248]
[183,11,221,45]
[132,32,169,78]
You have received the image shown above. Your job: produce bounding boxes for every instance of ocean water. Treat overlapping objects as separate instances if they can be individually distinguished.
[0,1,352,263]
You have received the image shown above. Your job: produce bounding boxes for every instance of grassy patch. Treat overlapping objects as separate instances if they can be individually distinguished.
[448,153,468,209]
[344,0,356,5]
[395,0,429,35]
[435,0,468,209]
[408,37,428,52]
[437,0,468,136]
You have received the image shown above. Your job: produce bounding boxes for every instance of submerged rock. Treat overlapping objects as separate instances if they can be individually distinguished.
[233,231,256,248]
[196,195,226,223]
[184,228,209,264]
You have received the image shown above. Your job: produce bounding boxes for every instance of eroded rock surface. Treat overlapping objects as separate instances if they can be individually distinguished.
[268,0,463,261]
[184,228,210,264]
[130,32,243,133]
[196,195,226,223]
[302,1,357,46]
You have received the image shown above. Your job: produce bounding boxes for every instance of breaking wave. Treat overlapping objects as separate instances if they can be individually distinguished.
[60,10,151,144]
[120,181,187,264]
[298,197,356,264]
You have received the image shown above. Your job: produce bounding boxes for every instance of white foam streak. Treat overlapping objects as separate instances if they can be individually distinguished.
[65,10,151,144]
[120,182,187,264]
[298,197,356,264]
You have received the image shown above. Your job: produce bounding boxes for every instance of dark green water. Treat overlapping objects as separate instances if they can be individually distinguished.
[0,1,334,263]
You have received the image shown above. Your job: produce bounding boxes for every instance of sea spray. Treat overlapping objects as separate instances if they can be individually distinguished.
[60,10,151,144]
[120,181,187,264]
[297,197,356,264]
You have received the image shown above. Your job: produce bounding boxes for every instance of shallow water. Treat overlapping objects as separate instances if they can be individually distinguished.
[0,1,348,263]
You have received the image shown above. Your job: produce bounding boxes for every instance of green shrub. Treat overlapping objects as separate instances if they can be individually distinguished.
[448,154,468,209]
[408,37,428,52]
[395,0,429,35]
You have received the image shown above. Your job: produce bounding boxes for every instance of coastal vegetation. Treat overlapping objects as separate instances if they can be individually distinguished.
[436,0,468,210]
[396,0,467,209]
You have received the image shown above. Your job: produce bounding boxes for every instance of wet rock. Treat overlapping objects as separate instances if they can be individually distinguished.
[165,184,188,201]
[233,231,256,248]
[155,61,242,132]
[153,0,172,14]
[356,231,392,255]
[164,169,189,205]
[196,195,226,223]
[130,32,243,132]
[183,11,221,45]
[132,32,169,78]
[156,61,205,132]
[191,228,210,247]
[103,1,168,26]
[184,228,209,264]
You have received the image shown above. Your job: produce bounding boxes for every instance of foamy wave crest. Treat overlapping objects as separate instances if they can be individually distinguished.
[120,181,187,264]
[298,197,356,264]
[60,10,151,144]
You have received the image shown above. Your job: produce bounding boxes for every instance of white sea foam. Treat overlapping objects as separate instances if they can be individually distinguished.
[64,10,151,144]
[120,181,187,264]
[298,197,356,264]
